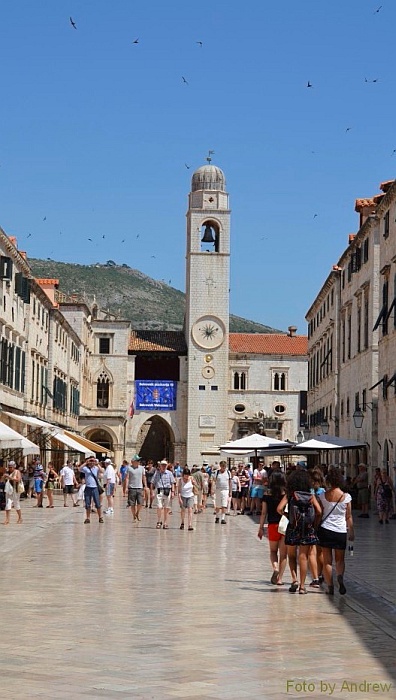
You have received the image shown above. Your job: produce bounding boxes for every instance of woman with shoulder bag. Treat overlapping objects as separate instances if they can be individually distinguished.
[45,462,58,508]
[317,467,354,595]
[3,461,23,525]
[258,472,288,585]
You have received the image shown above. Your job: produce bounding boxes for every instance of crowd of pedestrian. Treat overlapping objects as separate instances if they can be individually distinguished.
[1,454,395,596]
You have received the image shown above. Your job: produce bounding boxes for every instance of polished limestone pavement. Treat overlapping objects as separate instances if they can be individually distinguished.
[1,495,395,699]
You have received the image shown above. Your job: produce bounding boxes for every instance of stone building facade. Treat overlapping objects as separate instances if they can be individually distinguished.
[306,178,396,477]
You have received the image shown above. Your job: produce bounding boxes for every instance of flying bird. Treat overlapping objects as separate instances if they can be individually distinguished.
[136,234,140,239]
[121,239,125,243]
[27,233,32,238]
[313,214,318,219]
[307,81,313,88]
[345,127,352,132]
[151,255,156,258]
[102,235,105,239]
[196,41,203,47]
[88,238,93,242]
[70,16,77,29]
[182,76,189,85]
[365,77,379,83]
[185,163,190,169]
[374,5,382,13]
[391,150,396,156]
[43,216,47,221]
[132,38,139,44]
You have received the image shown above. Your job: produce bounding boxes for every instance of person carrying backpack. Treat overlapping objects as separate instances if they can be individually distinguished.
[277,468,321,594]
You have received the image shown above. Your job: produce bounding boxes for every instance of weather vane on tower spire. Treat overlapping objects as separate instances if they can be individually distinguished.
[206,150,215,164]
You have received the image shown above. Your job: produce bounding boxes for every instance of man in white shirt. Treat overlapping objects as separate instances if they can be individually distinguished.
[59,461,78,507]
[103,458,116,514]
[214,461,232,524]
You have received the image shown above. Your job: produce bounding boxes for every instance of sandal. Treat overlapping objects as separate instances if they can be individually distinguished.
[299,587,308,594]
[84,519,90,524]
[309,579,321,588]
[289,581,299,593]
[276,582,284,586]
[163,524,169,529]
[156,522,162,529]
[180,523,184,530]
[271,571,279,585]
[337,575,347,595]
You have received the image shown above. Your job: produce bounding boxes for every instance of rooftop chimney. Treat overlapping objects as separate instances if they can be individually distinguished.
[288,325,297,337]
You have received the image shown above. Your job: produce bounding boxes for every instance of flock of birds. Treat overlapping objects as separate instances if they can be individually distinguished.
[16,6,396,263]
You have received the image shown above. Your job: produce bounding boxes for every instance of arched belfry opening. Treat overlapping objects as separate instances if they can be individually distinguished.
[200,220,220,253]
[136,416,175,464]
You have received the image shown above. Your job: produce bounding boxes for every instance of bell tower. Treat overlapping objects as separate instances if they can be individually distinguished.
[185,158,230,464]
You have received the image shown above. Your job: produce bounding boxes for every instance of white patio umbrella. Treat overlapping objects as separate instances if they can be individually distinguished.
[220,433,291,452]
[298,435,367,450]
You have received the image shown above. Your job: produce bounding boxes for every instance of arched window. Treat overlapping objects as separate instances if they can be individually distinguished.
[97,372,110,408]
[233,372,239,390]
[273,371,287,391]
[240,372,246,390]
[280,372,286,390]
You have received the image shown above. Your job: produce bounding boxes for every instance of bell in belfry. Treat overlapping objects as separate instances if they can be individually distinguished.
[201,224,215,243]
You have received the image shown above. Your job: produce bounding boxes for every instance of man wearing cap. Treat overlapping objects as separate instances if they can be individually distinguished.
[60,459,78,507]
[127,455,147,522]
[33,457,45,508]
[79,456,104,524]
[151,460,175,529]
[104,458,117,515]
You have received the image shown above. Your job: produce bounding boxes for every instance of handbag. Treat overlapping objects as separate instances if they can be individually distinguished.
[5,480,13,496]
[17,480,25,495]
[88,468,104,495]
[278,503,288,535]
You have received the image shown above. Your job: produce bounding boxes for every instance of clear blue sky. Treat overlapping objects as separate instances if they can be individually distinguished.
[1,0,395,333]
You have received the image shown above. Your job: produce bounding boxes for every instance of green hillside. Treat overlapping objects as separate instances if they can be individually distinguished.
[29,258,281,333]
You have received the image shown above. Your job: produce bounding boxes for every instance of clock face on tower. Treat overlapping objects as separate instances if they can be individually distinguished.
[191,315,225,349]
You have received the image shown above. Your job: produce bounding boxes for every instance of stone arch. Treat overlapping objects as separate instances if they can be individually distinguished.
[84,426,118,454]
[136,415,176,464]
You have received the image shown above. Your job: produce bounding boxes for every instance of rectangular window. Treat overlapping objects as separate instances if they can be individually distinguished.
[211,386,218,391]
[199,385,205,390]
[99,337,110,354]
[347,315,352,359]
[357,306,361,353]
[384,210,390,239]
[362,388,367,410]
[364,296,369,348]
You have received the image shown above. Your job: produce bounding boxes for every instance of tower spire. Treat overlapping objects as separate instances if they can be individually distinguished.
[206,150,215,164]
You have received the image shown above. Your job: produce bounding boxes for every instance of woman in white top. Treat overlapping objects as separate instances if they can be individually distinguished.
[317,467,354,596]
[178,468,196,531]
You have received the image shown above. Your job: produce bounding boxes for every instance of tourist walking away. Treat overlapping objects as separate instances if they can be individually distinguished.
[353,463,369,518]
[60,460,78,507]
[144,460,156,508]
[178,467,195,530]
[375,468,394,524]
[103,458,117,514]
[151,459,175,529]
[33,457,45,508]
[307,467,326,587]
[277,469,321,594]
[45,462,58,508]
[214,461,232,524]
[250,463,268,515]
[191,465,205,513]
[127,455,147,521]
[80,457,104,523]
[317,467,354,595]
[4,461,23,524]
[119,459,129,497]
[230,467,241,514]
[258,471,287,585]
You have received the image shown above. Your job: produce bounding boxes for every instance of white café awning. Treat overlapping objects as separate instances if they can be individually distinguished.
[0,420,41,455]
[51,432,95,457]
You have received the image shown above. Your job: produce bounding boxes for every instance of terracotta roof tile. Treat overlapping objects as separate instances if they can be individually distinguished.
[229,333,308,356]
[129,330,187,354]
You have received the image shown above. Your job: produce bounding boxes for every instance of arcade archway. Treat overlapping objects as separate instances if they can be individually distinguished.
[85,428,114,456]
[137,416,174,464]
